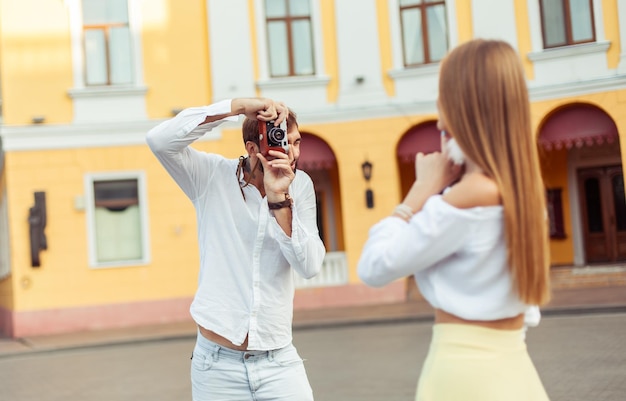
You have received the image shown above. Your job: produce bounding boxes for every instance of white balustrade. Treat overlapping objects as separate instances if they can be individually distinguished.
[294,251,348,288]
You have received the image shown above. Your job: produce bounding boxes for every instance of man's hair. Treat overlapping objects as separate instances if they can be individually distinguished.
[438,39,550,306]
[242,108,299,146]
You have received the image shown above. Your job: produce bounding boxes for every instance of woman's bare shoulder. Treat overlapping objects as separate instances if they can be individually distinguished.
[442,173,501,209]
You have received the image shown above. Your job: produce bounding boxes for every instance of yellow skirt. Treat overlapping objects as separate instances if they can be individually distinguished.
[416,323,550,401]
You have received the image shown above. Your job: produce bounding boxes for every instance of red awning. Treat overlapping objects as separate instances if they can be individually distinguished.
[298,134,336,170]
[539,105,619,151]
[397,121,440,163]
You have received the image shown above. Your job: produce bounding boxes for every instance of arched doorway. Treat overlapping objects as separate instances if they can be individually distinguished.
[539,103,624,265]
[295,133,347,287]
[396,121,440,300]
[396,121,440,196]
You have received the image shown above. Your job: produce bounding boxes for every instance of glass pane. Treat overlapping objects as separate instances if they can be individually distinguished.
[402,8,424,65]
[541,0,566,47]
[109,27,133,84]
[267,21,290,76]
[94,179,138,203]
[83,0,128,24]
[426,4,448,62]
[289,0,310,17]
[95,205,142,262]
[569,0,593,42]
[266,0,287,18]
[84,29,108,85]
[612,174,626,231]
[400,0,422,6]
[82,0,107,24]
[292,20,314,75]
[584,178,604,233]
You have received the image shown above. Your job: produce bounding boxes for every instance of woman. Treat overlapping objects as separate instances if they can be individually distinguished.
[357,39,551,400]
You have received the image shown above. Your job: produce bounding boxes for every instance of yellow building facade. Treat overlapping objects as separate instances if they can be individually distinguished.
[0,0,625,337]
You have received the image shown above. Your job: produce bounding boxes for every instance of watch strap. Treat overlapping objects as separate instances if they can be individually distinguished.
[268,193,292,210]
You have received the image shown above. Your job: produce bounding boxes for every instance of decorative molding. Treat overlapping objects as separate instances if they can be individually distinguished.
[256,75,331,90]
[527,41,610,62]
[0,120,229,151]
[388,63,440,80]
[529,75,626,101]
[67,86,148,98]
[296,100,437,125]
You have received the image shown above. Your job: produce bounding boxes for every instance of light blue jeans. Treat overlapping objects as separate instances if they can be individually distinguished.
[191,332,314,401]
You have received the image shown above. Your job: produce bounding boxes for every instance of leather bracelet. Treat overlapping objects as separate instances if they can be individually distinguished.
[268,193,292,210]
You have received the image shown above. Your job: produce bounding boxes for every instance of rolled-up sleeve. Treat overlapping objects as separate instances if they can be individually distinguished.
[358,196,473,287]
[145,99,238,200]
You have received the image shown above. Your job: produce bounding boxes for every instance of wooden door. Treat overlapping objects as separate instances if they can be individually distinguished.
[578,166,626,264]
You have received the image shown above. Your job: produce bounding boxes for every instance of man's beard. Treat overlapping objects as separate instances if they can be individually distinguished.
[254,158,298,174]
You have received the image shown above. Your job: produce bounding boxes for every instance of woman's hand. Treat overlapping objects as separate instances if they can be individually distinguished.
[415,133,464,192]
[415,151,462,194]
[401,135,464,214]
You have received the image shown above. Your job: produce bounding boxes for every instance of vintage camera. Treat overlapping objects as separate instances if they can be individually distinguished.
[258,120,289,157]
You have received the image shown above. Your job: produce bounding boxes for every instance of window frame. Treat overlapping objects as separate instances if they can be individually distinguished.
[84,171,150,268]
[547,188,567,239]
[539,0,596,49]
[264,0,315,77]
[254,0,325,82]
[0,142,8,279]
[0,185,10,280]
[66,0,144,90]
[82,18,132,86]
[398,0,449,67]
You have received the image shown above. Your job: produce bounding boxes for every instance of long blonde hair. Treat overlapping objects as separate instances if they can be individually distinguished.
[438,39,551,305]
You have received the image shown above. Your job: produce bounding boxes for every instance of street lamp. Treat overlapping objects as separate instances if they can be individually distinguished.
[361,160,374,209]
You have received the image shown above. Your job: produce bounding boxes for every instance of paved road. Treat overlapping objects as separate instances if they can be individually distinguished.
[1,312,624,401]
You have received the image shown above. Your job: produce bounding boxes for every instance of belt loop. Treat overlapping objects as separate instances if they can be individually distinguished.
[268,349,275,362]
[212,346,220,362]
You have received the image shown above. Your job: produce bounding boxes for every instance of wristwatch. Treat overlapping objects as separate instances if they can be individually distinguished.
[268,193,292,210]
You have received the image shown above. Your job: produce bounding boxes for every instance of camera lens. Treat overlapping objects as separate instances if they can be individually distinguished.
[268,127,285,142]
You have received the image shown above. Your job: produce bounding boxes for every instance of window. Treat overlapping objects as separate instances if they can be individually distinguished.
[547,188,566,239]
[0,184,10,280]
[399,0,448,66]
[82,0,133,85]
[0,64,3,118]
[265,0,315,77]
[539,0,595,48]
[86,173,149,267]
[0,140,9,278]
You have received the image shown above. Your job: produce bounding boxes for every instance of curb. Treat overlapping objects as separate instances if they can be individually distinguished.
[2,305,624,359]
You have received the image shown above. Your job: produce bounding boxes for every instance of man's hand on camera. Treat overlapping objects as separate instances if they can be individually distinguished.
[231,98,288,125]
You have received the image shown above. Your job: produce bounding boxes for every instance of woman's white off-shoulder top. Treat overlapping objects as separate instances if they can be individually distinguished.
[357,195,540,326]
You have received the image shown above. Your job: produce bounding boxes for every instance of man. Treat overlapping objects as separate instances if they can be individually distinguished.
[146,98,325,400]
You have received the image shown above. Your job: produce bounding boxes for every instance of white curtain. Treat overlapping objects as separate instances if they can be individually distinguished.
[95,205,143,263]
[569,0,594,42]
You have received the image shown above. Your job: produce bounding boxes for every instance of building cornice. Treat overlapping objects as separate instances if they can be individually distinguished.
[0,120,225,151]
[529,74,626,101]
[2,75,625,151]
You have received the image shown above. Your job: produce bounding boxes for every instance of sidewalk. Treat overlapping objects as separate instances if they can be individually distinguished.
[1,285,625,358]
